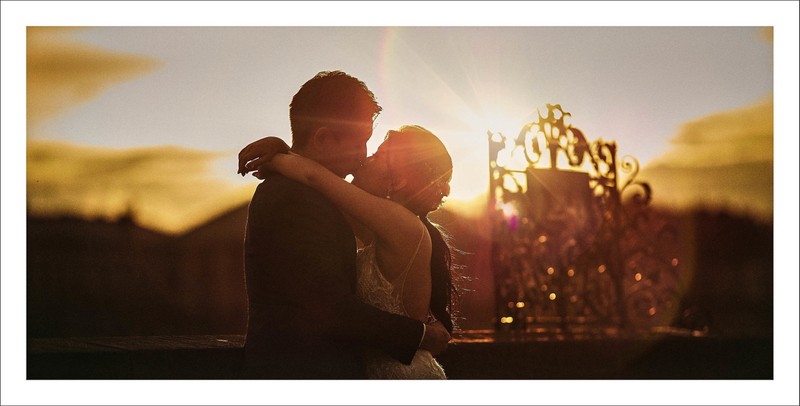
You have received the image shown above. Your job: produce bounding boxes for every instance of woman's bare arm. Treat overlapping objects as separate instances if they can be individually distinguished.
[266,153,421,247]
[238,136,290,178]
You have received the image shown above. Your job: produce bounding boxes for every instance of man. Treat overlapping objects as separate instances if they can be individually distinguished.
[240,71,450,378]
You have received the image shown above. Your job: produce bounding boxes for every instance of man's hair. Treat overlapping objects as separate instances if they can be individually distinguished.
[289,71,382,147]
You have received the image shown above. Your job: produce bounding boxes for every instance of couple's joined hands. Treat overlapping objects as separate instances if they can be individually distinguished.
[420,320,451,356]
[237,136,289,178]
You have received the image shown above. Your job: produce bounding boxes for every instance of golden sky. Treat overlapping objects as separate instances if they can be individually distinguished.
[27,27,160,133]
[23,24,778,233]
[26,27,251,233]
[640,98,773,222]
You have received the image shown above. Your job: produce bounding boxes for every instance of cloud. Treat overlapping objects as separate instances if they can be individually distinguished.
[25,28,250,234]
[639,98,773,222]
[27,27,161,132]
[669,99,772,145]
[27,140,255,234]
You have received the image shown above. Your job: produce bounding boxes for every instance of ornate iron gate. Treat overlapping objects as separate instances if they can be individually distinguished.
[489,104,683,336]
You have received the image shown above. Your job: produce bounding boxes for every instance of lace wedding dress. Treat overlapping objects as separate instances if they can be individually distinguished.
[355,238,447,379]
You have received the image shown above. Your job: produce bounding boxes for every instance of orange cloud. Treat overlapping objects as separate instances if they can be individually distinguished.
[27,140,255,234]
[25,28,243,234]
[639,98,773,222]
[27,27,161,132]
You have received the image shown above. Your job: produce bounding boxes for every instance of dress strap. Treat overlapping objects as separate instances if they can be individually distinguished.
[391,222,427,315]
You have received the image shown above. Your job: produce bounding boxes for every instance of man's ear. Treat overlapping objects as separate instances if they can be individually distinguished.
[310,127,334,152]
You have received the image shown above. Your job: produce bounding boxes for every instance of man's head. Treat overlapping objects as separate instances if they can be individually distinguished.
[289,71,382,177]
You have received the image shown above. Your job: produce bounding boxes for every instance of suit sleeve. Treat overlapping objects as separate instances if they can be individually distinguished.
[247,178,423,364]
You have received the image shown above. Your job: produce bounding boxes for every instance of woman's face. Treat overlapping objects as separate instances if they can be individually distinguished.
[411,169,452,213]
[352,139,452,214]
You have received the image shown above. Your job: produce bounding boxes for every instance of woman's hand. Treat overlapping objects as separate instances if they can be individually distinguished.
[237,136,290,179]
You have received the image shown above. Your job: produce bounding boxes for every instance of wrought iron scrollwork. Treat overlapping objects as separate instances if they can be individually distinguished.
[489,104,680,336]
[514,103,594,168]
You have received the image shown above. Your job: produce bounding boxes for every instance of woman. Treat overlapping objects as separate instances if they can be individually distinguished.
[238,125,456,379]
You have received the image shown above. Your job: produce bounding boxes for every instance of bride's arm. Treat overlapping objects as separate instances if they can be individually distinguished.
[238,136,290,178]
[267,153,421,246]
[237,136,419,243]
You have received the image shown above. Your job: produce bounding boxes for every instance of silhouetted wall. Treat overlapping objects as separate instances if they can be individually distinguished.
[27,205,772,339]
[27,208,248,337]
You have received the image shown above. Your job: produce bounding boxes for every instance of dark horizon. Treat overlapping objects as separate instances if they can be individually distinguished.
[27,203,773,340]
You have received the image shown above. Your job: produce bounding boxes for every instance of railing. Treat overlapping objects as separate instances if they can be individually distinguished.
[27,332,771,379]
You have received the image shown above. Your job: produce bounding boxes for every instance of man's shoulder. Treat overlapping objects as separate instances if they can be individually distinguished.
[257,173,316,195]
[254,173,334,208]
[247,173,350,235]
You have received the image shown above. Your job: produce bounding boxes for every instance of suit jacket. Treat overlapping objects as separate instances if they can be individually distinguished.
[242,173,423,379]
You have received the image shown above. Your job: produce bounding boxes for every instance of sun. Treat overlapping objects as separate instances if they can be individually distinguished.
[452,111,533,195]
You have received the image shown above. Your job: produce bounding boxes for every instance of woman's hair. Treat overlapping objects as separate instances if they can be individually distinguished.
[383,125,452,208]
[385,125,458,333]
[422,216,458,333]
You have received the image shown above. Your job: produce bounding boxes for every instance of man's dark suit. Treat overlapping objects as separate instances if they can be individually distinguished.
[242,173,423,379]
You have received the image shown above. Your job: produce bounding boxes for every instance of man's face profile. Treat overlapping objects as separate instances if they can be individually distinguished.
[333,120,374,176]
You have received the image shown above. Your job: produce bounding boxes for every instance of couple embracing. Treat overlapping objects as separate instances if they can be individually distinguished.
[237,70,458,379]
